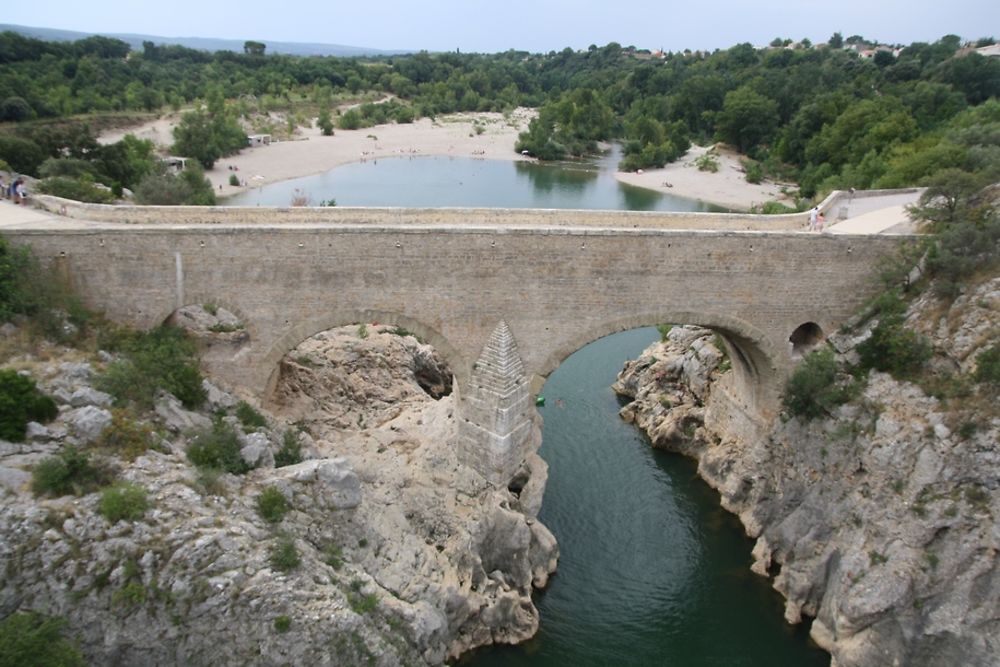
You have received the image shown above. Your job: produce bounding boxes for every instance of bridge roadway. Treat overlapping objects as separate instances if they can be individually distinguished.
[1,193,917,482]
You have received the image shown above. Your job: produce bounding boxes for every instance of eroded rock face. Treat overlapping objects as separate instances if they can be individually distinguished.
[0,323,556,666]
[613,312,999,667]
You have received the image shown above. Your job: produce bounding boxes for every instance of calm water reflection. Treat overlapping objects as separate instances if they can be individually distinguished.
[224,147,721,212]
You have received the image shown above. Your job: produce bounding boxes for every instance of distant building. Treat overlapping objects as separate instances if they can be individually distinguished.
[247,134,272,148]
[161,156,188,173]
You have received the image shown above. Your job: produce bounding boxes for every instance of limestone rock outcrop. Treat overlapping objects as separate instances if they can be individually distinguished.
[614,302,999,667]
[1,323,556,665]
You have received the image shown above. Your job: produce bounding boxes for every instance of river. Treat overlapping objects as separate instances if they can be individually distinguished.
[223,147,724,212]
[464,328,828,666]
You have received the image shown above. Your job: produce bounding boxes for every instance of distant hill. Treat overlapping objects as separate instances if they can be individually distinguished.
[0,23,407,57]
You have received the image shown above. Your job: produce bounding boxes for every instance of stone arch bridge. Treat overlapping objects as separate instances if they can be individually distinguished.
[3,202,911,484]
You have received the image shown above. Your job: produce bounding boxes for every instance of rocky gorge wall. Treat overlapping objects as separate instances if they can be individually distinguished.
[613,292,999,667]
[0,318,558,665]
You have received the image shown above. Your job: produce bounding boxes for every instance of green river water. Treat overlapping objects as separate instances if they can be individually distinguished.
[464,328,828,667]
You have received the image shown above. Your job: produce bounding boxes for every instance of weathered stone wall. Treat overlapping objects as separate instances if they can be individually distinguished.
[3,211,909,433]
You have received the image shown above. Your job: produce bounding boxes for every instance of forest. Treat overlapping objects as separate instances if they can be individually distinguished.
[0,30,998,205]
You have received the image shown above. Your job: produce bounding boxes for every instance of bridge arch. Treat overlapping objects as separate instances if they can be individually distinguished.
[535,310,781,414]
[259,309,464,399]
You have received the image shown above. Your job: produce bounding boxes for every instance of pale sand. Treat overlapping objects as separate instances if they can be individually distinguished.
[615,144,795,211]
[100,112,789,209]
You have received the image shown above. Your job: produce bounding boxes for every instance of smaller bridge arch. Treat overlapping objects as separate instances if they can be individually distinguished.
[258,309,465,400]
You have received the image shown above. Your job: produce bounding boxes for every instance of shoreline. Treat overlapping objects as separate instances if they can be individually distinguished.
[100,111,794,211]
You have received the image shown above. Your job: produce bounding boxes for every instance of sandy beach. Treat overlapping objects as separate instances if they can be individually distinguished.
[614,144,794,211]
[100,111,792,210]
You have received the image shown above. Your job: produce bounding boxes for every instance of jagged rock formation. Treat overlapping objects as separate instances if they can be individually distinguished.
[614,306,999,667]
[0,323,557,665]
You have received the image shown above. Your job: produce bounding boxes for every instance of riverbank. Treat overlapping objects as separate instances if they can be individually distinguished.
[614,144,795,212]
[100,112,795,211]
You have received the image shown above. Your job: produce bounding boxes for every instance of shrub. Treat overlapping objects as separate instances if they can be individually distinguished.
[256,486,291,524]
[98,483,150,522]
[694,153,719,173]
[274,430,303,468]
[782,347,850,420]
[973,344,1000,386]
[743,159,764,184]
[235,401,267,430]
[323,543,344,570]
[0,611,86,667]
[186,419,252,474]
[347,579,378,614]
[37,175,116,204]
[273,615,292,633]
[857,316,932,379]
[95,410,157,461]
[269,535,301,573]
[0,369,58,442]
[656,324,673,342]
[98,325,206,410]
[31,446,115,497]
[228,174,240,187]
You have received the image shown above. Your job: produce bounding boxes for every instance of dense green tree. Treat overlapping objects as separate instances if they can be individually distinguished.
[715,86,779,152]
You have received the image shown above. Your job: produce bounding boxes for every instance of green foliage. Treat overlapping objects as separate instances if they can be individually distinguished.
[134,163,216,206]
[94,409,157,461]
[235,401,267,430]
[656,324,673,342]
[97,325,205,410]
[37,174,117,203]
[98,482,150,522]
[274,430,303,468]
[273,615,291,633]
[0,611,86,667]
[0,135,45,175]
[694,153,719,172]
[269,534,301,573]
[171,98,246,169]
[347,579,378,614]
[716,86,780,152]
[516,89,615,159]
[256,486,291,524]
[317,108,334,136]
[357,323,368,339]
[743,159,764,184]
[782,347,852,420]
[32,446,115,497]
[323,543,344,570]
[0,369,57,442]
[974,344,1000,386]
[186,419,252,475]
[228,174,240,186]
[857,315,932,379]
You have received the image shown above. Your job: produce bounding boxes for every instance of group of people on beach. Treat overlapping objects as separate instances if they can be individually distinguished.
[0,174,28,204]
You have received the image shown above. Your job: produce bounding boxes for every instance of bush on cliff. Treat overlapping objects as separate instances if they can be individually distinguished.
[0,611,86,667]
[31,446,116,497]
[98,482,150,523]
[186,419,253,475]
[98,325,206,410]
[782,347,852,420]
[0,369,57,442]
[857,315,932,379]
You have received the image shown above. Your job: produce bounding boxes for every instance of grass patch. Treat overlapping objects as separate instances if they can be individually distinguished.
[94,409,158,461]
[274,430,303,468]
[186,419,253,475]
[0,611,86,667]
[322,543,344,570]
[273,615,291,633]
[269,534,301,573]
[98,482,150,522]
[235,401,267,430]
[256,486,291,524]
[347,578,378,614]
[32,446,116,497]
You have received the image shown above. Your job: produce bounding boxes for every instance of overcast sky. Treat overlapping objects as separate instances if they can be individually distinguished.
[18,0,1000,54]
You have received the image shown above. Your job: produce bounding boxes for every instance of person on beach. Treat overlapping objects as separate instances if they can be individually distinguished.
[808,206,820,231]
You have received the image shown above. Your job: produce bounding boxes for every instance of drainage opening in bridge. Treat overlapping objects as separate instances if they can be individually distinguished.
[789,322,825,359]
[266,323,453,431]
